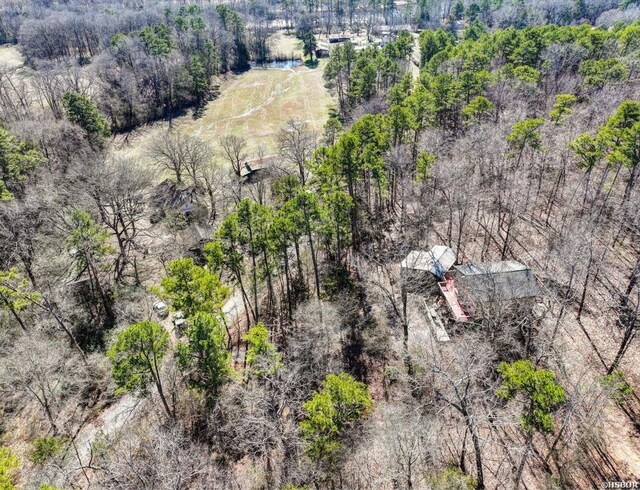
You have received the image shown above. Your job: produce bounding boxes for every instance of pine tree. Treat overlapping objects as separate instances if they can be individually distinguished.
[62,92,110,144]
[300,373,372,463]
[157,257,229,318]
[496,360,566,489]
[108,320,173,418]
[177,312,231,404]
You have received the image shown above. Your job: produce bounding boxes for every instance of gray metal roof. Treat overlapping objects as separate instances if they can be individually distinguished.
[401,246,456,279]
[455,261,539,302]
[454,260,529,276]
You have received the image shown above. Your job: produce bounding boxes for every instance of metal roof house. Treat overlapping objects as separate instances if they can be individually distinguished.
[454,261,539,303]
[439,260,540,322]
[401,246,456,294]
[316,43,330,58]
[401,246,456,279]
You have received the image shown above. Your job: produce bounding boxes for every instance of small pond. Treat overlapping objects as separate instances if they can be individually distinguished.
[250,59,303,70]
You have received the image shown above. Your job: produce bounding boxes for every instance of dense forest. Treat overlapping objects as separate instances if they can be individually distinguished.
[0,0,639,489]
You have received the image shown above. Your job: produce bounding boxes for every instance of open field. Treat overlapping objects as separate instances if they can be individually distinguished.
[0,45,24,69]
[1,35,332,161]
[114,60,333,160]
[270,30,304,59]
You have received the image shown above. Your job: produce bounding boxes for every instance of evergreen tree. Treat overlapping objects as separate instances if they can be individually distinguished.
[244,322,281,376]
[462,95,494,124]
[496,360,566,489]
[0,268,41,331]
[507,118,544,166]
[108,320,173,418]
[0,446,18,490]
[302,32,317,60]
[139,24,175,57]
[62,92,110,143]
[158,257,229,318]
[0,127,46,201]
[300,373,372,463]
[549,94,577,125]
[177,311,231,404]
[66,210,114,326]
[188,55,210,107]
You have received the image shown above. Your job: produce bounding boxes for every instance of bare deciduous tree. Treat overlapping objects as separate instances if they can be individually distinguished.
[0,332,88,435]
[219,134,248,176]
[97,422,227,489]
[75,156,152,284]
[148,131,212,184]
[413,334,498,489]
[277,120,317,185]
[196,159,225,223]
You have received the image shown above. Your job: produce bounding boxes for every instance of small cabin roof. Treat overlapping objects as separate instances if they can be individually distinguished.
[401,246,456,279]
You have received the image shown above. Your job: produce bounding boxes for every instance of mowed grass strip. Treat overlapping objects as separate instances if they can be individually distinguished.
[115,61,334,161]
[199,64,331,153]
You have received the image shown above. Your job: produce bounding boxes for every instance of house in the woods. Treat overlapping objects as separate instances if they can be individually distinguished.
[240,158,277,184]
[401,245,456,292]
[439,260,540,322]
[151,179,207,224]
[315,43,330,58]
[402,248,540,324]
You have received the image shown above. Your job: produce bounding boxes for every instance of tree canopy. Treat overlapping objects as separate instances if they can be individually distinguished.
[496,360,566,434]
[300,373,372,462]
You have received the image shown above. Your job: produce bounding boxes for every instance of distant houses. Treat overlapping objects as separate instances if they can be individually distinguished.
[150,179,206,224]
[316,24,416,57]
[328,36,351,43]
[315,43,330,58]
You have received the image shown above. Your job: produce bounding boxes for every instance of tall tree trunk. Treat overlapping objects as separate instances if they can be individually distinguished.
[152,355,174,419]
[515,432,533,490]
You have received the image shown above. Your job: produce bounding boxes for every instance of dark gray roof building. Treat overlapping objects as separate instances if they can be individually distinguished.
[454,260,539,303]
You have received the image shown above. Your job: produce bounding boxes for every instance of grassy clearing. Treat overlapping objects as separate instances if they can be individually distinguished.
[114,60,334,160]
[0,45,24,69]
[270,30,304,59]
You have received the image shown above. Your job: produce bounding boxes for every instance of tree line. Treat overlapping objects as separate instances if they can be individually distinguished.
[0,9,639,490]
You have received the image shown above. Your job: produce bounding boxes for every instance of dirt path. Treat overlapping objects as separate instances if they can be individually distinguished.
[72,394,140,467]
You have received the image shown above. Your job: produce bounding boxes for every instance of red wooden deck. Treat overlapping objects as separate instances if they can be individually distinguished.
[438,278,470,322]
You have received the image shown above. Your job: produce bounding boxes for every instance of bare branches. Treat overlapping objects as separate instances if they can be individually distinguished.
[219,135,248,177]
[147,131,213,184]
[277,120,317,185]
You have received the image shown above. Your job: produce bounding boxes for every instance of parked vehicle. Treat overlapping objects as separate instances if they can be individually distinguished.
[153,301,168,319]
